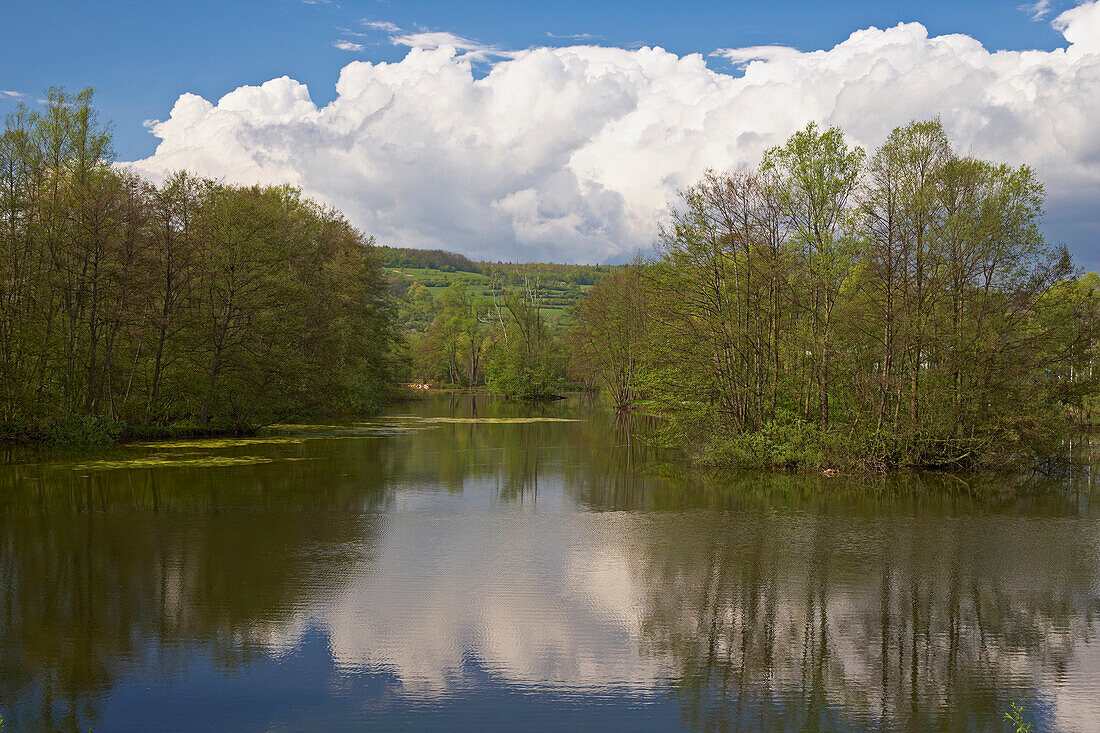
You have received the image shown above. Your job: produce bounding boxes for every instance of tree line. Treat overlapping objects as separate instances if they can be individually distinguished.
[379,246,482,273]
[569,120,1100,469]
[7,89,1092,464]
[0,89,396,442]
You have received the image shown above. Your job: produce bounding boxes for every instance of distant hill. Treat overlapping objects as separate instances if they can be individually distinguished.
[377,246,483,273]
[379,245,621,331]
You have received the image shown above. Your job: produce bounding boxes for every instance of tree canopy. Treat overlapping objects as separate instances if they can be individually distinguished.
[568,120,1098,469]
[0,89,397,441]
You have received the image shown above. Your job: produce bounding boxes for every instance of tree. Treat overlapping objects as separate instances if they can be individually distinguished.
[763,123,864,426]
[485,276,563,399]
[569,264,648,408]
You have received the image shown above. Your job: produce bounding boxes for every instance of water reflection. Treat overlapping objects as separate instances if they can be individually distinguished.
[0,394,1097,731]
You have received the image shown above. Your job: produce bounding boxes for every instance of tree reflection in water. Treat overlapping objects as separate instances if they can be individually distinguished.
[0,440,389,732]
[566,410,1100,731]
[0,395,1096,732]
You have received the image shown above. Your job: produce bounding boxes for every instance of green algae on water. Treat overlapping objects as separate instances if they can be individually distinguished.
[67,455,316,471]
[390,417,581,425]
[131,437,307,450]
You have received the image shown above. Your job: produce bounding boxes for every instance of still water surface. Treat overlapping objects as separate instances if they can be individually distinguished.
[1,395,1099,731]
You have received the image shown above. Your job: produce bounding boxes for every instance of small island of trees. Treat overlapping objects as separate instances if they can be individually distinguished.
[571,121,1100,470]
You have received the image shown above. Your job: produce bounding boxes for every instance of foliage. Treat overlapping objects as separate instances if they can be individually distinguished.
[378,245,482,272]
[1004,703,1034,733]
[697,412,826,470]
[578,120,1096,469]
[389,261,612,336]
[484,279,566,399]
[0,88,398,442]
[400,270,569,399]
[413,283,491,386]
[567,262,648,407]
[45,414,123,447]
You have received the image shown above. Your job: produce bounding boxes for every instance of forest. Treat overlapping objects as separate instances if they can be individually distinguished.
[3,88,1097,469]
[0,89,396,443]
[378,246,482,273]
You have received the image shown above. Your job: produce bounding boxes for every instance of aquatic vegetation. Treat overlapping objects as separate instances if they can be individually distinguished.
[131,437,307,450]
[66,455,315,471]
[1004,703,1034,733]
[270,422,428,438]
[267,423,355,431]
[393,417,580,424]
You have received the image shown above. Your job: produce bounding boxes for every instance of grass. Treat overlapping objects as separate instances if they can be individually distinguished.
[390,266,590,318]
[389,264,604,335]
[390,267,490,286]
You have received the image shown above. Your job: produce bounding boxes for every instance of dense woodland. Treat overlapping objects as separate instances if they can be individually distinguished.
[0,89,396,442]
[407,122,1100,469]
[570,121,1100,469]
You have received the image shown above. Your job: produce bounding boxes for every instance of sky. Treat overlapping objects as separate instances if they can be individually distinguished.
[1,0,1098,265]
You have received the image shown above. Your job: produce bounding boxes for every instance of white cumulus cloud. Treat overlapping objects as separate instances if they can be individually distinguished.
[363,20,402,33]
[127,2,1100,264]
[387,30,511,62]
[711,45,802,66]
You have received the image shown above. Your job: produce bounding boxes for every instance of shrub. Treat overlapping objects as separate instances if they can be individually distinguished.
[699,411,831,470]
[45,414,123,446]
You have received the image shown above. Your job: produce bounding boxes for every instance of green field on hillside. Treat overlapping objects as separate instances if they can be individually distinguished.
[386,257,608,332]
[390,267,491,287]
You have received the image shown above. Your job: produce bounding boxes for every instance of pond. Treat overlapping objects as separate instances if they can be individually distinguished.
[0,394,1098,731]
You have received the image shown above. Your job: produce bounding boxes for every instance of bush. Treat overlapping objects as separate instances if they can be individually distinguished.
[45,413,123,446]
[699,411,831,469]
[692,412,1060,471]
[116,420,257,442]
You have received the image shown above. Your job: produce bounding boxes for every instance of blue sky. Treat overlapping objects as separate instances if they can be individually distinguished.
[2,1,1097,265]
[0,0,1075,160]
